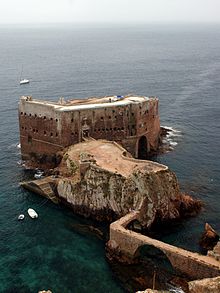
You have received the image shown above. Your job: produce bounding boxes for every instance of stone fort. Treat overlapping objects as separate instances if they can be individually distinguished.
[18,95,160,165]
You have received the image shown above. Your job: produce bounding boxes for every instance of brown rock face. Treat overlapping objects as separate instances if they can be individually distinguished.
[178,193,203,217]
[188,276,220,293]
[56,140,193,227]
[199,223,219,251]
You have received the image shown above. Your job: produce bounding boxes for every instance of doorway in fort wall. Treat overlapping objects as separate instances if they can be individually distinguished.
[81,117,90,139]
[137,136,148,159]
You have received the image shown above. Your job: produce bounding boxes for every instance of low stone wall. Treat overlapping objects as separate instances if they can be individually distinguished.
[109,212,220,280]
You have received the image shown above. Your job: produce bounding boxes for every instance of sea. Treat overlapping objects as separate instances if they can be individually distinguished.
[0,23,220,293]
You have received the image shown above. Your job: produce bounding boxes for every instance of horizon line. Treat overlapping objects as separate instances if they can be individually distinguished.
[0,21,220,26]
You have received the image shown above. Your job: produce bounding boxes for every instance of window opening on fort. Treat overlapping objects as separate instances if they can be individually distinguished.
[28,135,32,144]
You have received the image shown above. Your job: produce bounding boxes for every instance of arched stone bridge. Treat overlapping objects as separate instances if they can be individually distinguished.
[109,211,220,280]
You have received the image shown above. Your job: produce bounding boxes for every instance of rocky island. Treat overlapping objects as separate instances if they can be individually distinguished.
[18,94,220,292]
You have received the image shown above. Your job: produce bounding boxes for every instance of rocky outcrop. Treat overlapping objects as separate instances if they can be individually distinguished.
[188,276,220,293]
[178,193,202,217]
[208,241,220,261]
[199,223,219,251]
[56,140,201,227]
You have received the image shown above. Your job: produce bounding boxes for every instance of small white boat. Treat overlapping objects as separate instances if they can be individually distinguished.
[20,79,30,85]
[28,208,38,219]
[18,214,25,220]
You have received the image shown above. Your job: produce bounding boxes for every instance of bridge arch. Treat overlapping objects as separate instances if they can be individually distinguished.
[134,244,175,274]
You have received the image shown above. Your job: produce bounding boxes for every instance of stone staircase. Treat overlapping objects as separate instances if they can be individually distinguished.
[21,176,59,204]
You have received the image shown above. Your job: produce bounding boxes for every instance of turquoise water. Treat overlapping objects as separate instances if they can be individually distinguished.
[0,24,220,292]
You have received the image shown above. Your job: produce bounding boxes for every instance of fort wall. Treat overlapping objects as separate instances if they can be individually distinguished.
[18,95,160,165]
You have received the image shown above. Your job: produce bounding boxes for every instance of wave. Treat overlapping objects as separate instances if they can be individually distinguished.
[17,160,25,167]
[162,125,181,133]
[8,142,21,150]
[161,125,182,150]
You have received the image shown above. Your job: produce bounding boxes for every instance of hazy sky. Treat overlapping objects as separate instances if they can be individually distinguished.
[0,0,220,24]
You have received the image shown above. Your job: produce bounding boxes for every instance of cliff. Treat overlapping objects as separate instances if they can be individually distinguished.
[55,140,195,227]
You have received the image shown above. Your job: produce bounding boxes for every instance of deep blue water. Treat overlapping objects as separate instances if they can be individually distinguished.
[0,24,220,292]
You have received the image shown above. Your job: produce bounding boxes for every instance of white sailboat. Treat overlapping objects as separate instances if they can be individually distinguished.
[20,79,30,85]
[19,66,30,85]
